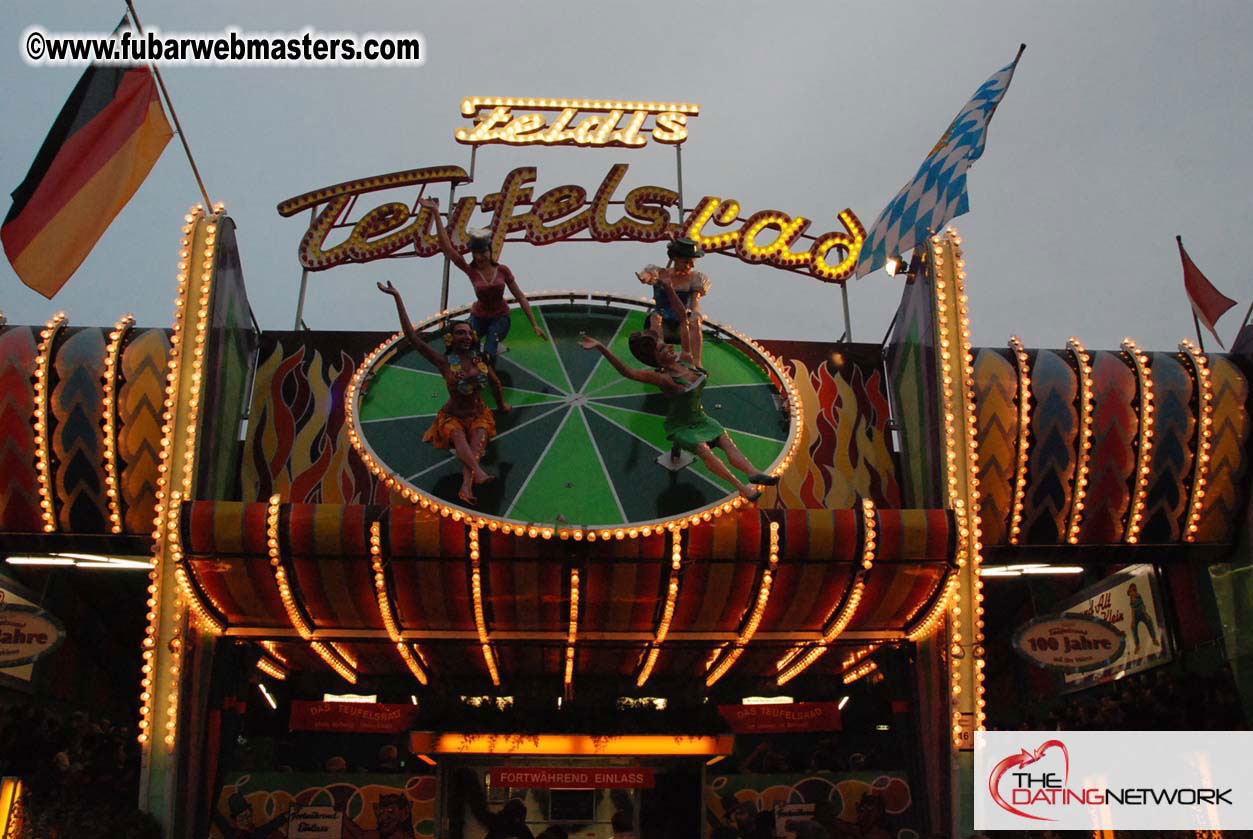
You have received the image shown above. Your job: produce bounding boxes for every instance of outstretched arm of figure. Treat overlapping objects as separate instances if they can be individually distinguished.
[418,196,471,274]
[659,276,703,367]
[377,281,449,375]
[577,335,672,389]
[487,367,510,412]
[504,275,547,340]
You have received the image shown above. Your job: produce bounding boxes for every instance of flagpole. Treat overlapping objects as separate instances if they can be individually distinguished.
[123,0,214,210]
[1192,312,1206,352]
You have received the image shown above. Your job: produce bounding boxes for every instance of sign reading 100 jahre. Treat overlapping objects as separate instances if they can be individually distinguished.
[278,96,865,283]
[0,604,66,667]
[1011,613,1125,674]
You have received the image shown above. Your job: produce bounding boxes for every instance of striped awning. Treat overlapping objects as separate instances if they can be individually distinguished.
[180,501,954,690]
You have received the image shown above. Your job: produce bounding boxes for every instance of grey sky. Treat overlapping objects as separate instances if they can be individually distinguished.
[3,1,1251,353]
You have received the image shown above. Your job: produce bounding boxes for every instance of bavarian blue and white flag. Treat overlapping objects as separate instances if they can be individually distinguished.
[856,45,1025,278]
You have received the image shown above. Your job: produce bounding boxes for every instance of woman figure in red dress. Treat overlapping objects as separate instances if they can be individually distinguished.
[378,281,509,506]
[419,196,546,365]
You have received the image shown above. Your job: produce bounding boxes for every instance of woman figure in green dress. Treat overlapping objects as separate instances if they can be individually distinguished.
[578,276,778,501]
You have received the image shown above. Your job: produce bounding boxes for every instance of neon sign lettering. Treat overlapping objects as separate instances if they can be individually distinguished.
[278,164,864,282]
[456,98,699,148]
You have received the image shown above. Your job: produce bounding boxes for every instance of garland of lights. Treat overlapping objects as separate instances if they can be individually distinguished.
[1065,337,1094,544]
[467,526,501,686]
[1007,336,1032,545]
[266,494,357,683]
[636,527,684,687]
[344,292,802,539]
[138,206,204,749]
[370,521,429,685]
[950,234,987,731]
[167,493,223,633]
[256,656,288,680]
[563,568,580,698]
[101,313,135,533]
[1178,340,1215,542]
[706,521,780,687]
[776,499,876,685]
[1121,338,1155,543]
[32,312,67,534]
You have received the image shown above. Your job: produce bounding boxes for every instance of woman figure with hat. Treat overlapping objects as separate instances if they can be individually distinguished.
[637,237,710,344]
[579,276,778,501]
[419,196,547,365]
[377,281,509,506]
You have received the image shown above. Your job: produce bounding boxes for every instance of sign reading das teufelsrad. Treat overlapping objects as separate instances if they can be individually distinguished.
[0,603,65,667]
[278,97,865,283]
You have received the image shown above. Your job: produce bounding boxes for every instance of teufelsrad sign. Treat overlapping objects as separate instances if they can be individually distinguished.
[279,163,865,283]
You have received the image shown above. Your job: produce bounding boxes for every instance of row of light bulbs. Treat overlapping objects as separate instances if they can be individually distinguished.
[705,521,781,687]
[370,521,429,685]
[138,204,207,749]
[1064,338,1095,543]
[1178,339,1216,541]
[775,499,877,685]
[1121,338,1156,543]
[635,527,684,687]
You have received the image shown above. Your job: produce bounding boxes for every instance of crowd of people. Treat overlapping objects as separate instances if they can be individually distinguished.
[0,703,157,839]
[991,666,1247,731]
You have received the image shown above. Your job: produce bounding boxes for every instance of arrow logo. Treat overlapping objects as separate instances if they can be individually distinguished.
[988,739,1069,821]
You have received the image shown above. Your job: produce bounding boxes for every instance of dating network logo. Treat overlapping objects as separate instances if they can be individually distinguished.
[988,739,1071,821]
[987,738,1232,822]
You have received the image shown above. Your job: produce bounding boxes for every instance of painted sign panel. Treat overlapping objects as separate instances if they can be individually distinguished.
[0,604,65,667]
[1057,563,1173,690]
[210,772,436,839]
[1011,613,1126,673]
[289,700,420,734]
[288,805,342,839]
[717,702,842,733]
[488,767,655,789]
[706,771,917,839]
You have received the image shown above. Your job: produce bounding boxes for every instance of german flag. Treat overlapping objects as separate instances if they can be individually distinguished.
[3,62,172,298]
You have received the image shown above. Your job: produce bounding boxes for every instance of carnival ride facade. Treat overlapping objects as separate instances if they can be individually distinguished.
[0,181,1248,839]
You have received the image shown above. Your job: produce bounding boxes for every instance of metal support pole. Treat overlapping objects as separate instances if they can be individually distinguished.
[840,281,853,342]
[440,147,476,312]
[675,144,685,228]
[293,208,313,329]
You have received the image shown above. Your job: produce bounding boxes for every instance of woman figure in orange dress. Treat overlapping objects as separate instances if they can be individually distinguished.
[378,281,509,505]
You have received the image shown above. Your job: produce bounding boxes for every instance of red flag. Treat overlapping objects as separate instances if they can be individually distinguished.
[1177,236,1237,348]
[3,59,171,298]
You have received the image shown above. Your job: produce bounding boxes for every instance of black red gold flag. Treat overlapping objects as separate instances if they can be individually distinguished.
[3,58,172,298]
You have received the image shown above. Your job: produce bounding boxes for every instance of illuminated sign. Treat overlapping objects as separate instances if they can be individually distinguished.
[488,767,656,789]
[279,164,864,282]
[1011,613,1125,674]
[0,604,65,667]
[456,97,699,148]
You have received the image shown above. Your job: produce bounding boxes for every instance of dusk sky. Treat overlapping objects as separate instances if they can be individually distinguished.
[3,1,1251,353]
